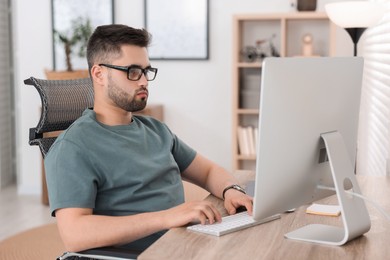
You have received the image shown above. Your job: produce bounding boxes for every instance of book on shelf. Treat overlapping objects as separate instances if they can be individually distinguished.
[237,126,258,157]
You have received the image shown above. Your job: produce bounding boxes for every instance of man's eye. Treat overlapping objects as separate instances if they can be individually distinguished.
[129,69,141,78]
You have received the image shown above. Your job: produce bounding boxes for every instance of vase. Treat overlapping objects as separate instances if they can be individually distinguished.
[297,0,317,11]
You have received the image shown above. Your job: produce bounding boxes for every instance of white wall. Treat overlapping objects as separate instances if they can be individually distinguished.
[13,0,344,194]
[13,0,52,194]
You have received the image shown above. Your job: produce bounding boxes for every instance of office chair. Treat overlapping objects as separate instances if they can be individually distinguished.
[25,77,141,260]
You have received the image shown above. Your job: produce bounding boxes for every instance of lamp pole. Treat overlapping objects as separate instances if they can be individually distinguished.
[344,28,367,56]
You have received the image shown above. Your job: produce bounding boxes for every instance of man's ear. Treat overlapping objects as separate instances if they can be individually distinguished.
[91,64,105,86]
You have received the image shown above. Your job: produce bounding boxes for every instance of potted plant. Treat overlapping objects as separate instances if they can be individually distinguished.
[45,17,92,79]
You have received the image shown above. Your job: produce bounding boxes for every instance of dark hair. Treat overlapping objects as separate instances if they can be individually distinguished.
[87,24,151,71]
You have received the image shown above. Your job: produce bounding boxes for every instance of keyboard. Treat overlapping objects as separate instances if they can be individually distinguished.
[186,211,280,236]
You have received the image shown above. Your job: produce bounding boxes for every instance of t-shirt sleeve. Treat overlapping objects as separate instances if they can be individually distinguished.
[171,134,197,172]
[44,139,98,216]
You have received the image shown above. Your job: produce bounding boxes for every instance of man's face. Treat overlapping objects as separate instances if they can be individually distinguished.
[106,45,150,112]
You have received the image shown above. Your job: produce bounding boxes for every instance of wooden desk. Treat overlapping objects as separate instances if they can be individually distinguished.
[139,174,390,259]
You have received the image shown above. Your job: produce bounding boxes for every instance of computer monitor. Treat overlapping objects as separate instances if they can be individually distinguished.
[252,57,371,246]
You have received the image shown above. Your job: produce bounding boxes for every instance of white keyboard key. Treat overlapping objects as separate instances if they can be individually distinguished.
[187,211,280,236]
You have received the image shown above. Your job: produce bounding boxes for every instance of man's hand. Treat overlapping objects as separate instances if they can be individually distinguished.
[181,153,253,217]
[223,189,253,215]
[161,201,222,228]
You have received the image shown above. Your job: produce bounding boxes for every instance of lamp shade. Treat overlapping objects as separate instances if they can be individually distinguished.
[325,1,385,28]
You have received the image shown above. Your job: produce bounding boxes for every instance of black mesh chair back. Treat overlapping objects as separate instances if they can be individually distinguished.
[25,77,94,158]
[26,76,141,259]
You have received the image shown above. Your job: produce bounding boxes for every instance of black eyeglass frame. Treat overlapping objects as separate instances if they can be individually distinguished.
[99,64,158,81]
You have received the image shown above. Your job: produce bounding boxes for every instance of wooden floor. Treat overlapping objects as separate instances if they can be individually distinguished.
[0,184,55,241]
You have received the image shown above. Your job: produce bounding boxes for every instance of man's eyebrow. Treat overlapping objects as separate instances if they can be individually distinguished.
[127,64,152,69]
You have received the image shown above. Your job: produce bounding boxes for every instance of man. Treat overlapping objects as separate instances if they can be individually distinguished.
[45,24,253,253]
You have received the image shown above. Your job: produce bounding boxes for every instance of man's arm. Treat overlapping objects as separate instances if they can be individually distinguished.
[56,208,164,252]
[56,199,221,252]
[55,154,251,252]
[181,153,253,215]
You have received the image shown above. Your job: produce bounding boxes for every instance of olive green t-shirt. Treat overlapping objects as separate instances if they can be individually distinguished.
[44,108,197,250]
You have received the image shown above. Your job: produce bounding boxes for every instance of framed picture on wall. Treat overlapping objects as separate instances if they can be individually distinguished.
[144,0,209,60]
[51,0,115,71]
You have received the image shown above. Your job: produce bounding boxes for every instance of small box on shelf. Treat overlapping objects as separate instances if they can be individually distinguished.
[239,68,261,109]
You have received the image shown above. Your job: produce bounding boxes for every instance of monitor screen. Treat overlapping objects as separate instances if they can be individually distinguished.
[252,57,370,245]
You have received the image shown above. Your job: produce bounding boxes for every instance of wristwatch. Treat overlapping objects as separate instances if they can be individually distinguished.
[222,184,246,200]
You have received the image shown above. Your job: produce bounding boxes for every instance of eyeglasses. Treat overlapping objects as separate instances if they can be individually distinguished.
[99,64,158,81]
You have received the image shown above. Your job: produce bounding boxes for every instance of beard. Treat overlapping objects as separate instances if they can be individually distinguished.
[107,76,148,112]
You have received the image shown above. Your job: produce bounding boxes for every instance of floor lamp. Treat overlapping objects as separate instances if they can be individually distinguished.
[325,1,385,56]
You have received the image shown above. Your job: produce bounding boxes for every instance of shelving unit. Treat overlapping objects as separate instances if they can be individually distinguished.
[232,12,336,171]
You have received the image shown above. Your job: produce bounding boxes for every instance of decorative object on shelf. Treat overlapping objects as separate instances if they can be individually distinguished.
[301,34,313,56]
[297,0,317,11]
[240,35,280,62]
[269,34,280,57]
[255,40,268,60]
[240,46,258,62]
[300,33,320,57]
[325,1,385,56]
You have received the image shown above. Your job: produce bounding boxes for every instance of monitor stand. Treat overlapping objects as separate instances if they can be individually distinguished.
[285,131,371,246]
